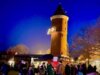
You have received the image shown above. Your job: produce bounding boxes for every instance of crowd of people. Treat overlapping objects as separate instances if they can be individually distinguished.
[0,60,99,75]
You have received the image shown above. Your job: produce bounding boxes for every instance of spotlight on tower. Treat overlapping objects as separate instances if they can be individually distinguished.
[47,27,56,35]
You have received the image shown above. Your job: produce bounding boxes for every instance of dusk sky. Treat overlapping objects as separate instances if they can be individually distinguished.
[0,0,100,53]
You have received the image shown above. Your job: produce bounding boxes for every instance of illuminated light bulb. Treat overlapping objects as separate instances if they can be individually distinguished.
[51,27,56,32]
[47,28,51,35]
[47,27,56,35]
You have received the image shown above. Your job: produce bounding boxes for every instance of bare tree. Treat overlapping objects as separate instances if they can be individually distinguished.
[7,44,29,55]
[70,19,100,62]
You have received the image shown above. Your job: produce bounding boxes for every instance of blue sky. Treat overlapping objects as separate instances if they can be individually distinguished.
[0,0,100,53]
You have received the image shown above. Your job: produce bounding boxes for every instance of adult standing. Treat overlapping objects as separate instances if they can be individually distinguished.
[47,59,55,75]
[28,64,35,75]
[65,64,71,75]
[1,62,10,75]
[56,60,65,75]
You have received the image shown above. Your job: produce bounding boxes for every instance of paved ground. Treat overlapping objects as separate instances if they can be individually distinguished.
[0,70,19,75]
[8,70,18,75]
[1,70,100,75]
[8,70,19,75]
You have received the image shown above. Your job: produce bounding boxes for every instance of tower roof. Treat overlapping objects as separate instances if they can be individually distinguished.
[53,4,66,15]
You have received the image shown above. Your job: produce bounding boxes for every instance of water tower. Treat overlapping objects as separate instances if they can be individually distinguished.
[50,4,69,58]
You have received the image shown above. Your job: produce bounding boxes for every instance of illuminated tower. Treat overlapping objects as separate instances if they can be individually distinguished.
[50,4,69,57]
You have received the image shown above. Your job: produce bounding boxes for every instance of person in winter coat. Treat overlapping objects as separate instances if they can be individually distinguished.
[65,64,71,75]
[47,59,55,75]
[56,60,64,75]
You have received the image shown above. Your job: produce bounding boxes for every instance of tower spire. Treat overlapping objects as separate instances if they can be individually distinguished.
[53,3,66,15]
